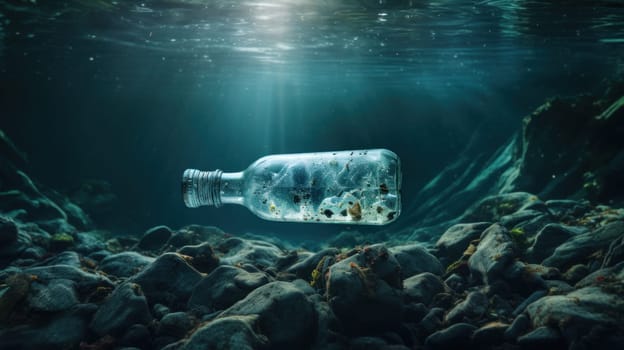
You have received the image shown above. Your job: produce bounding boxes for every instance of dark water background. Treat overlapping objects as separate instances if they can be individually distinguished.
[1,0,623,241]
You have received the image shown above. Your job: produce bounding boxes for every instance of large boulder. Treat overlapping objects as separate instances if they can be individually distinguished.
[462,192,545,223]
[129,253,202,308]
[525,224,587,263]
[188,265,270,313]
[542,221,624,269]
[0,304,97,349]
[435,222,491,262]
[403,272,446,305]
[177,242,220,273]
[23,264,112,291]
[526,285,624,343]
[219,281,315,348]
[326,244,403,333]
[27,278,79,312]
[90,282,152,336]
[99,252,155,278]
[181,315,267,350]
[468,224,516,283]
[389,244,443,277]
[137,225,173,251]
[425,323,477,349]
[445,291,488,324]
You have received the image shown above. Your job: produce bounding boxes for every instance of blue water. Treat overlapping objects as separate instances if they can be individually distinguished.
[1,0,623,241]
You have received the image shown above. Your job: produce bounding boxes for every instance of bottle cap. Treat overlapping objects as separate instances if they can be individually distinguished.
[182,169,223,208]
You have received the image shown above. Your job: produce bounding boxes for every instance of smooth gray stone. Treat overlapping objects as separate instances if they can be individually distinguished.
[220,281,315,348]
[181,315,267,350]
[403,272,445,305]
[90,282,152,336]
[390,244,443,277]
[445,291,488,324]
[28,278,79,312]
[425,323,477,349]
[129,253,202,306]
[435,223,491,263]
[468,224,516,283]
[99,251,155,278]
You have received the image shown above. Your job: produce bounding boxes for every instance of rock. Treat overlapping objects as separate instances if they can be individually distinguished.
[526,224,586,263]
[188,265,270,313]
[462,192,544,222]
[309,296,341,349]
[435,222,491,262]
[0,273,31,323]
[181,315,268,350]
[419,307,445,334]
[445,291,488,324]
[545,199,591,220]
[130,253,202,308]
[36,251,82,268]
[444,274,466,293]
[153,303,171,320]
[0,227,31,265]
[28,278,78,312]
[349,336,387,349]
[471,321,508,345]
[178,242,220,273]
[138,225,173,251]
[58,200,92,231]
[526,285,624,343]
[543,280,574,294]
[602,233,624,267]
[517,326,564,347]
[326,244,403,333]
[0,303,97,349]
[562,264,589,284]
[542,221,624,269]
[74,231,106,254]
[99,252,155,278]
[158,312,194,338]
[511,213,553,238]
[403,272,445,305]
[502,261,553,295]
[424,323,477,349]
[49,232,74,251]
[175,225,228,247]
[390,244,443,277]
[0,216,18,245]
[217,238,286,268]
[500,209,544,229]
[468,224,516,284]
[90,282,152,336]
[119,324,152,349]
[0,182,67,222]
[23,264,112,290]
[504,313,530,341]
[489,294,513,320]
[287,247,339,279]
[575,261,624,288]
[88,250,111,261]
[512,290,548,317]
[220,281,315,348]
[38,218,77,236]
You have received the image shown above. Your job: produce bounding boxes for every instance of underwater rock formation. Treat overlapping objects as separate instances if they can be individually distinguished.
[1,84,624,349]
[400,81,624,244]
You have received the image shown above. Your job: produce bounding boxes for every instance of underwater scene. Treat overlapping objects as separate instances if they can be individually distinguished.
[1,0,624,349]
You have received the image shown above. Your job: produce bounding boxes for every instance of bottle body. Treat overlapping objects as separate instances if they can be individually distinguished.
[183,149,401,225]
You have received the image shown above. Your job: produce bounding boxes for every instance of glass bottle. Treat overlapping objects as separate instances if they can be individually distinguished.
[182,149,401,225]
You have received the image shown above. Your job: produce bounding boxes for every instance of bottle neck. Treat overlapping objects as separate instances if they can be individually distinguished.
[182,169,244,208]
